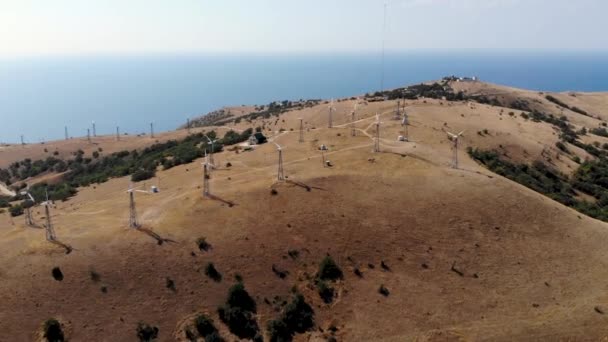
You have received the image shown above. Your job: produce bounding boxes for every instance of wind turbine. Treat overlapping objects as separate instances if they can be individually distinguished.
[20,190,36,227]
[298,118,304,143]
[328,99,336,128]
[401,110,409,141]
[41,190,56,241]
[374,114,382,153]
[446,130,465,169]
[273,142,285,181]
[126,183,152,229]
[202,150,214,197]
[205,136,219,169]
[351,102,358,137]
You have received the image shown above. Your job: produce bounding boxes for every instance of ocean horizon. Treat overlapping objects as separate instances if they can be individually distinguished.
[1,51,608,144]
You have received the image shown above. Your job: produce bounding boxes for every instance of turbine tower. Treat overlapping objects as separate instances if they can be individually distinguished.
[273,142,285,181]
[401,110,409,141]
[205,136,219,169]
[64,126,69,140]
[20,135,25,145]
[150,122,155,138]
[298,118,304,143]
[20,190,36,227]
[446,130,465,169]
[87,129,91,143]
[202,156,211,198]
[116,126,120,141]
[394,100,401,120]
[328,99,335,128]
[374,114,382,153]
[42,190,56,241]
[351,103,358,137]
[92,121,97,137]
[187,118,191,134]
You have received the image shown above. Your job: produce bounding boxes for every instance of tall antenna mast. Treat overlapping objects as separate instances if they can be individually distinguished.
[380,2,388,92]
[328,99,335,128]
[43,190,56,241]
[64,126,69,140]
[92,121,97,137]
[374,114,382,153]
[273,142,285,181]
[298,118,304,143]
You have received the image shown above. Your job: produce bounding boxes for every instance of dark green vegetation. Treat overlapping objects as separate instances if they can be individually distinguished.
[372,81,466,102]
[315,256,343,304]
[469,148,608,222]
[545,95,592,117]
[217,282,260,340]
[192,314,224,342]
[136,322,159,342]
[43,319,64,342]
[204,263,222,282]
[188,100,320,127]
[267,294,315,342]
[0,130,255,214]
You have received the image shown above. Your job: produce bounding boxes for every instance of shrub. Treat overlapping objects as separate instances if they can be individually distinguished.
[131,169,155,182]
[317,256,343,281]
[267,294,315,342]
[590,127,608,137]
[9,204,23,217]
[52,267,64,281]
[196,237,211,252]
[217,283,259,339]
[316,280,334,304]
[43,319,65,342]
[136,322,159,341]
[556,141,569,153]
[205,263,222,282]
[195,314,218,337]
[379,285,390,297]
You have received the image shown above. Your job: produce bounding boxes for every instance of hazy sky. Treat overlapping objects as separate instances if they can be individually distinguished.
[1,0,607,57]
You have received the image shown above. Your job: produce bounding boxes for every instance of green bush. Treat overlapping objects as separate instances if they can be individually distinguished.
[268,294,315,342]
[9,204,23,217]
[131,169,156,182]
[195,314,218,337]
[217,283,259,339]
[136,322,159,341]
[316,280,335,304]
[317,256,343,281]
[205,263,222,282]
[43,319,64,342]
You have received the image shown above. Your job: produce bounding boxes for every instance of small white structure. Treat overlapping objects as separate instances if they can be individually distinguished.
[319,144,328,151]
[398,135,407,142]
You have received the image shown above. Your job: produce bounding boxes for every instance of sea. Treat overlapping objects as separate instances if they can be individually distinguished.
[1,51,608,143]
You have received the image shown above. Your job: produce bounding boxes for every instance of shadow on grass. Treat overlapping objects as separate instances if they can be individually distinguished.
[49,239,74,254]
[137,227,178,245]
[206,194,236,207]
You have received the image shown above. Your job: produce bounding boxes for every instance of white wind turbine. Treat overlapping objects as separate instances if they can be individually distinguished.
[202,150,214,197]
[20,189,36,227]
[328,99,336,128]
[351,102,358,137]
[127,183,153,229]
[205,135,219,169]
[374,113,382,153]
[273,142,285,181]
[445,130,465,169]
[41,190,57,241]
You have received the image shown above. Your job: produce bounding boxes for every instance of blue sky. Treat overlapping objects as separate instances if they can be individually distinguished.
[1,0,607,57]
